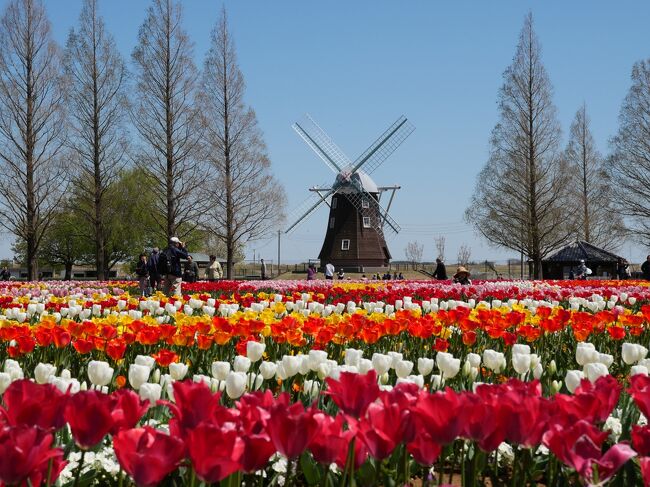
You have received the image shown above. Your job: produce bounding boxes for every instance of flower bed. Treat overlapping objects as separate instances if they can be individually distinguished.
[2,279,650,485]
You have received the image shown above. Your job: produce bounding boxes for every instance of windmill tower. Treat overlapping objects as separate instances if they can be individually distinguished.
[285,115,414,271]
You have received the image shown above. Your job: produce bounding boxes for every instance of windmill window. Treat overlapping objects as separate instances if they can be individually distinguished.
[332,197,337,209]
[329,217,335,229]
[341,239,350,251]
[363,217,371,228]
[362,199,369,209]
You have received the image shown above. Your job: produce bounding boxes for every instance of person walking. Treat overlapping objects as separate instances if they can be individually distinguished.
[324,261,335,280]
[260,259,267,280]
[433,258,448,280]
[642,255,650,280]
[184,255,200,283]
[135,253,150,297]
[206,255,223,281]
[148,247,161,292]
[161,237,189,297]
[307,263,317,280]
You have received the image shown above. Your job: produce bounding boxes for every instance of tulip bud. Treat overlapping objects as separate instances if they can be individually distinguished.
[34,363,57,385]
[532,363,543,380]
[418,357,434,376]
[245,341,265,362]
[211,361,231,381]
[234,356,252,373]
[548,360,557,375]
[128,363,151,390]
[139,383,162,403]
[379,372,390,385]
[169,363,188,381]
[80,381,88,391]
[226,372,247,399]
[395,360,414,379]
[551,380,562,394]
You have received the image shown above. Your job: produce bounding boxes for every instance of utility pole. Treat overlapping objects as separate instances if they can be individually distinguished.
[277,230,281,278]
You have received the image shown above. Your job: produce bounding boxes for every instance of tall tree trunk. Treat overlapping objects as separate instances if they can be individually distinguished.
[64,262,72,280]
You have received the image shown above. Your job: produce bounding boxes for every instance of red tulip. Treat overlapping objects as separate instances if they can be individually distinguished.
[188,423,244,482]
[324,371,379,418]
[630,375,650,419]
[113,427,185,487]
[309,413,349,466]
[357,393,415,460]
[236,391,277,472]
[109,389,149,434]
[0,425,66,487]
[633,426,650,456]
[640,457,650,487]
[543,420,635,483]
[164,381,236,439]
[65,390,114,448]
[2,380,67,430]
[554,376,621,426]
[412,388,463,445]
[267,399,319,458]
[407,430,442,466]
[152,349,179,367]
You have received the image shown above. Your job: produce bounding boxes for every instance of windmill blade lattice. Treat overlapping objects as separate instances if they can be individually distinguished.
[292,115,352,174]
[344,180,401,236]
[350,116,415,175]
[284,184,335,234]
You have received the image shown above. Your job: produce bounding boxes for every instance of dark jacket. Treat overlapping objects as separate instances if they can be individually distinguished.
[434,262,448,280]
[184,261,200,283]
[165,245,189,277]
[642,260,650,280]
[135,260,149,278]
[148,252,160,276]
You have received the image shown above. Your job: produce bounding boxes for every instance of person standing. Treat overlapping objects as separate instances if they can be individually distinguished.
[453,266,472,285]
[617,258,630,280]
[576,259,590,280]
[0,267,10,280]
[148,247,161,291]
[324,261,335,280]
[161,237,189,297]
[307,263,316,280]
[135,253,150,297]
[433,258,448,280]
[260,258,267,280]
[206,255,223,281]
[184,255,200,283]
[642,255,650,280]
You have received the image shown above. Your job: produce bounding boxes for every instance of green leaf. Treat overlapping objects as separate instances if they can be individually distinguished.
[300,451,322,485]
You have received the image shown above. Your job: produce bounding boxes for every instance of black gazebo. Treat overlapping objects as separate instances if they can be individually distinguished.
[542,241,623,279]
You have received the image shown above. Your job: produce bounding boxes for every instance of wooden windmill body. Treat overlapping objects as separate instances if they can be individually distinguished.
[286,115,414,272]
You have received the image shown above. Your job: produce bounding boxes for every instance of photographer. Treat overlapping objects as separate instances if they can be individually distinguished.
[160,237,189,297]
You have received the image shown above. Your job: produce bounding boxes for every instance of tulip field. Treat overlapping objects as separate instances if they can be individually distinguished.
[6,280,650,485]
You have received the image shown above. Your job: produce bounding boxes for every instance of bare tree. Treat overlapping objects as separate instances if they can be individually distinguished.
[564,104,624,250]
[434,235,446,261]
[457,243,471,267]
[64,0,129,280]
[0,0,66,280]
[200,7,286,279]
[465,13,571,278]
[131,0,205,241]
[404,241,424,270]
[609,60,650,246]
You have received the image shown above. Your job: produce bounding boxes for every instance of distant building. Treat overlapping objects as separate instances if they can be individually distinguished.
[542,241,623,279]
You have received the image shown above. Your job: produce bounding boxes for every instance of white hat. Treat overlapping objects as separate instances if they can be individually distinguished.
[170,237,180,244]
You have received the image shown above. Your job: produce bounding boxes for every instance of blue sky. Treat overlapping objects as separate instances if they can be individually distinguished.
[1,0,649,264]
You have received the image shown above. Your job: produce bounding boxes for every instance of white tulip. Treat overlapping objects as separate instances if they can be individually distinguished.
[512,353,531,375]
[631,365,649,376]
[371,353,392,375]
[565,370,584,393]
[511,344,531,356]
[87,361,113,387]
[169,363,188,381]
[395,360,414,379]
[128,364,151,390]
[466,353,481,368]
[211,361,231,381]
[358,358,373,375]
[298,356,311,376]
[630,297,637,305]
[387,352,403,369]
[551,380,562,394]
[469,367,479,380]
[139,383,162,403]
[303,379,320,400]
[344,348,363,367]
[584,362,609,383]
[532,363,543,380]
[548,360,557,374]
[598,353,614,367]
[437,353,461,378]
[623,343,649,365]
[193,374,211,385]
[259,361,277,380]
[281,355,300,378]
[0,372,11,394]
[234,356,252,373]
[34,363,57,385]
[247,373,264,391]
[246,341,266,362]
[529,354,540,370]
[576,343,598,366]
[308,350,328,371]
[396,375,425,388]
[430,374,442,390]
[135,355,156,370]
[418,358,434,376]
[483,350,506,373]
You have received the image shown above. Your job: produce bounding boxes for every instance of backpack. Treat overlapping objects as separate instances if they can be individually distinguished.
[157,249,173,276]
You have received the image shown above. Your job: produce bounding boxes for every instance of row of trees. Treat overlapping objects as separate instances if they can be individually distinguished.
[466,13,639,278]
[0,0,286,280]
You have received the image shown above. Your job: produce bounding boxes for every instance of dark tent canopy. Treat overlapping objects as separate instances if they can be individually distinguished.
[542,241,623,279]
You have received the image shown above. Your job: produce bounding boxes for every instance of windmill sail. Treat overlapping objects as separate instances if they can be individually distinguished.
[284,184,335,234]
[292,115,351,174]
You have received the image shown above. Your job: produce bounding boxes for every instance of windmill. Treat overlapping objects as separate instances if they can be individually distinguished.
[285,115,415,271]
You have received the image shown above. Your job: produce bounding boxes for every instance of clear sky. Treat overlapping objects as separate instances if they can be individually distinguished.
[0,0,649,264]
